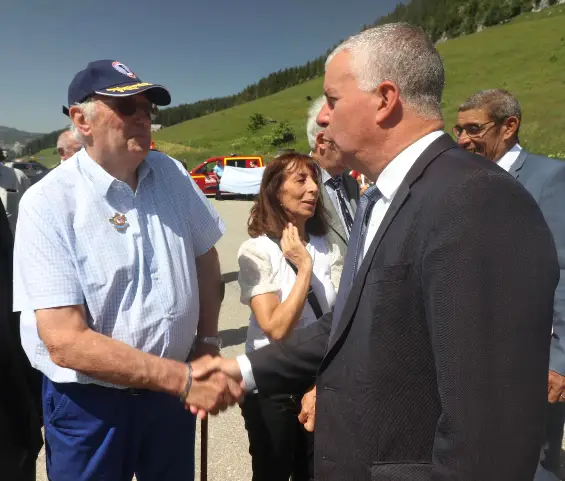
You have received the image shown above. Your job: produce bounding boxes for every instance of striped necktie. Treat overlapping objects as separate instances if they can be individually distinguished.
[327,176,354,235]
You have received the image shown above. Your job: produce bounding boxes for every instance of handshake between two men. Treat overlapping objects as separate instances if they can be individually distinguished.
[181,355,317,432]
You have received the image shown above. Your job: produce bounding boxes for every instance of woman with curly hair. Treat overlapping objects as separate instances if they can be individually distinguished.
[237,153,343,481]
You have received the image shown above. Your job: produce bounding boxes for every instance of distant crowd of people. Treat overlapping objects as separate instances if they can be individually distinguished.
[1,21,564,481]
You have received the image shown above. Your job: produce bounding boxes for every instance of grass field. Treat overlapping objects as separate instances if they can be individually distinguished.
[30,4,565,169]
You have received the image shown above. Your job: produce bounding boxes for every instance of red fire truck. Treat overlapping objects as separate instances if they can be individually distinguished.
[189,155,264,198]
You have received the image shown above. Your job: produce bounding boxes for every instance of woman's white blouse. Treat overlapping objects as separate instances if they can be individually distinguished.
[238,234,343,353]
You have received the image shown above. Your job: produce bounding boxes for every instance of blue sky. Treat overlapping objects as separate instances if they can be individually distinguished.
[0,0,397,133]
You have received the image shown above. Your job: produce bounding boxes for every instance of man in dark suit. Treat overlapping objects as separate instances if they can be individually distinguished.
[194,24,558,480]
[456,89,565,481]
[307,95,360,257]
[0,201,43,481]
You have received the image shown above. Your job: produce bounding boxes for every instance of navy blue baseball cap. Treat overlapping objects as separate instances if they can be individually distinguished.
[63,59,171,116]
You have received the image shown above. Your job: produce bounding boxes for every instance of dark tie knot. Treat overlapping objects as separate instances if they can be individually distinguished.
[327,176,343,190]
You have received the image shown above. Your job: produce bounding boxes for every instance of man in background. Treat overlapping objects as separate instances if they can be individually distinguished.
[456,89,565,481]
[56,129,82,162]
[0,161,31,233]
[0,201,43,481]
[306,95,359,257]
[297,96,361,434]
[213,159,224,199]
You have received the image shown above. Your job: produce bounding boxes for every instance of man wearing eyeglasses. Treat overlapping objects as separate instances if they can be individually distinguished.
[456,89,565,481]
[13,60,242,481]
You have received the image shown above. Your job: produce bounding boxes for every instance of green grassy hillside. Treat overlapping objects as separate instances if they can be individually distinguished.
[28,149,60,168]
[151,4,564,169]
[31,5,565,169]
[153,78,324,168]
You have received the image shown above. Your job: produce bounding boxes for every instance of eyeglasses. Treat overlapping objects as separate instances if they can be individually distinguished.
[95,96,157,119]
[452,120,497,139]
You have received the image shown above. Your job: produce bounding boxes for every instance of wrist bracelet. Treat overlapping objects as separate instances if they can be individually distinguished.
[180,362,193,403]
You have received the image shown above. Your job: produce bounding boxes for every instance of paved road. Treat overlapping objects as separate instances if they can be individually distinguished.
[36,198,255,481]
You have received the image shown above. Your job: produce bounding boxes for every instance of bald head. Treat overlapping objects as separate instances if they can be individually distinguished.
[57,130,82,161]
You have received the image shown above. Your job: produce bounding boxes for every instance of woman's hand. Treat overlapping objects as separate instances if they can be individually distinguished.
[281,223,312,270]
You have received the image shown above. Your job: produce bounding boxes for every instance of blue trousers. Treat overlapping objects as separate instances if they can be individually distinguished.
[43,378,196,481]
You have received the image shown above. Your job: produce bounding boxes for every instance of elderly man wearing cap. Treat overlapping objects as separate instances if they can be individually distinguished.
[13,60,240,481]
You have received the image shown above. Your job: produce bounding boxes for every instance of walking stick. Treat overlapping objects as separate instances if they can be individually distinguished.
[201,417,208,481]
[200,279,224,481]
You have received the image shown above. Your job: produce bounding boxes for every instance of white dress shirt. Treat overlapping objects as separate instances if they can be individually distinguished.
[362,131,445,257]
[496,143,522,173]
[237,131,446,391]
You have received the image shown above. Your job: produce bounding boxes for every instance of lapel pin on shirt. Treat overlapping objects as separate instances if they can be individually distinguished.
[109,213,129,233]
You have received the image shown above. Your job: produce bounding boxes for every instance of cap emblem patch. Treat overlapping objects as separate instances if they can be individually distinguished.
[112,61,136,79]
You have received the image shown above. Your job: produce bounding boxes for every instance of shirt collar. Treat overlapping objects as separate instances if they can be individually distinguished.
[496,143,522,173]
[376,131,445,200]
[78,148,153,197]
[321,168,332,184]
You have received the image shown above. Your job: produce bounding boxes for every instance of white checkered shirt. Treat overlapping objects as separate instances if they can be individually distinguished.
[13,148,225,386]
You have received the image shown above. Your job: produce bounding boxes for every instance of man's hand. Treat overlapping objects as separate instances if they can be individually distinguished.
[184,371,241,417]
[298,386,316,432]
[192,356,243,382]
[188,356,244,419]
[548,370,565,403]
[183,356,243,419]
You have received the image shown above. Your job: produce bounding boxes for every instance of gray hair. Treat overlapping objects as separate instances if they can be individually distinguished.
[306,96,327,150]
[458,89,522,127]
[326,23,445,120]
[56,130,78,150]
[69,99,97,144]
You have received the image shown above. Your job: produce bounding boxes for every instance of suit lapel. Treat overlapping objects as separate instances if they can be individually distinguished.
[323,134,457,359]
[324,184,411,355]
[321,182,348,245]
[508,150,528,180]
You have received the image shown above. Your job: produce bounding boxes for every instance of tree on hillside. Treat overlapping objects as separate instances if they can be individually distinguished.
[247,113,268,133]
[269,121,296,147]
[484,2,507,26]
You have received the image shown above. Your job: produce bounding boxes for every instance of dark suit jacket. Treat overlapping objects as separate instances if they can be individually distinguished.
[248,135,558,481]
[0,201,43,472]
[320,170,360,256]
[509,150,565,375]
